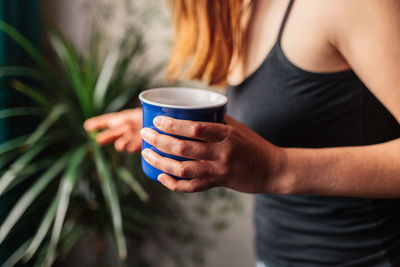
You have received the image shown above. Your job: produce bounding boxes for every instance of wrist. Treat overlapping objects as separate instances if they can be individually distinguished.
[267,147,301,195]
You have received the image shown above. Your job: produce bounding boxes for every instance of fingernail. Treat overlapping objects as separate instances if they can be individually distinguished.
[157,174,164,183]
[142,149,150,158]
[83,121,91,130]
[158,175,171,187]
[140,128,149,137]
[153,116,162,127]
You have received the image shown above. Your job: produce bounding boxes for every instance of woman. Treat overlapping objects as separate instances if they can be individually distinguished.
[85,0,400,265]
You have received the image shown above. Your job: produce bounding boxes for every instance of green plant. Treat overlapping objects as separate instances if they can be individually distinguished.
[0,20,225,267]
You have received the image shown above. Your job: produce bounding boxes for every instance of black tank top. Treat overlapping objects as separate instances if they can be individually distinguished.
[226,0,400,266]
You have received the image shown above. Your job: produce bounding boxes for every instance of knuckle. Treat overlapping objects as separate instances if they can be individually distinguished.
[218,166,229,177]
[153,160,160,169]
[121,124,132,133]
[177,165,191,178]
[175,141,190,155]
[225,125,235,138]
[219,146,233,163]
[191,123,205,137]
[125,121,136,129]
[219,152,229,163]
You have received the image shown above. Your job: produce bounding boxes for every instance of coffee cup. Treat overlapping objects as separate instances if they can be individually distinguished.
[139,87,228,181]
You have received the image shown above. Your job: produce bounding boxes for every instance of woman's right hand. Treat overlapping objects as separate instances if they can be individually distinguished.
[84,108,142,153]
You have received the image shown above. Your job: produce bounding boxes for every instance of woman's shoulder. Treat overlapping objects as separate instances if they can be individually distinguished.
[321,0,400,40]
[325,0,400,54]
[301,0,400,66]
[300,0,399,38]
[327,0,400,123]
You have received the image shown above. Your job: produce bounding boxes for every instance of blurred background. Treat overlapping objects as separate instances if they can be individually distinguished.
[0,0,255,266]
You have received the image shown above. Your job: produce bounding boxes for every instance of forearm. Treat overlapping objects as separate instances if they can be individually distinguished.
[280,138,400,198]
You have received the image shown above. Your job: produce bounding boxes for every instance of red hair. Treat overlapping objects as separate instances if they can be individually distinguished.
[166,0,252,86]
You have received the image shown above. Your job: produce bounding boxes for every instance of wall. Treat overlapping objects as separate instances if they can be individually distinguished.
[41,0,256,266]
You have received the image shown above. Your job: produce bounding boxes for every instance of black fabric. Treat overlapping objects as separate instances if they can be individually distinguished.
[226,0,400,266]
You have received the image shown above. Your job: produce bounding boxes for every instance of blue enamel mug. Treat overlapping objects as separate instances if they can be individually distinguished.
[139,87,228,181]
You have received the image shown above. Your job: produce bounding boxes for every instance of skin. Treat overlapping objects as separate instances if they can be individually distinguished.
[85,0,400,196]
[84,109,142,153]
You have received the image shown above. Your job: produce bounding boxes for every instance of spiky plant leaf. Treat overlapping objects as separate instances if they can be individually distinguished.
[117,167,149,202]
[0,21,55,80]
[0,142,47,196]
[48,31,90,117]
[33,240,49,267]
[105,75,146,112]
[44,146,87,266]
[33,221,79,267]
[109,29,143,91]
[91,140,127,260]
[11,81,52,109]
[0,135,28,156]
[0,154,70,244]
[82,25,100,91]
[93,47,120,111]
[0,151,18,170]
[3,159,54,195]
[0,66,43,81]
[1,238,32,267]
[23,196,59,262]
[0,17,220,267]
[24,105,66,147]
[0,107,42,119]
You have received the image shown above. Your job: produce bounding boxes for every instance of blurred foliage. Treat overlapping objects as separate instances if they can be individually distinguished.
[0,1,241,266]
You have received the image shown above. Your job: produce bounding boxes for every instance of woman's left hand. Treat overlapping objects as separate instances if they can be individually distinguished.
[140,115,290,193]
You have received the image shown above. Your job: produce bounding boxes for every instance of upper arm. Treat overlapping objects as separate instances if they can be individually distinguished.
[333,0,400,123]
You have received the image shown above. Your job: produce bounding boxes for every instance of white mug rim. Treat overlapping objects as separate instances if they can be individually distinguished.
[139,87,228,110]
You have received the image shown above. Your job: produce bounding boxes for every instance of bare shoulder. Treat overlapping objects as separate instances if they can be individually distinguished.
[327,0,400,48]
[342,0,400,19]
[328,0,400,22]
[327,0,400,74]
[326,0,400,122]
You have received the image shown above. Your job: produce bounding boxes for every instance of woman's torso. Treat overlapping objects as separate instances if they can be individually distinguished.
[227,0,400,265]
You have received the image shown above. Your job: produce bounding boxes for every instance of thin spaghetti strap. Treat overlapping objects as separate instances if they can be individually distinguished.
[277,0,295,42]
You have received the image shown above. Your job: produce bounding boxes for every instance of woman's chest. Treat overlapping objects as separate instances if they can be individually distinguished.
[226,62,365,148]
[230,0,349,86]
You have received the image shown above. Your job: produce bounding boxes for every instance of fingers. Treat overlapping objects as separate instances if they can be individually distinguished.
[96,124,141,152]
[114,133,134,151]
[85,109,142,152]
[141,149,214,179]
[84,108,142,131]
[153,116,231,142]
[117,109,142,127]
[157,173,216,193]
[84,113,117,131]
[96,124,131,145]
[140,128,215,160]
